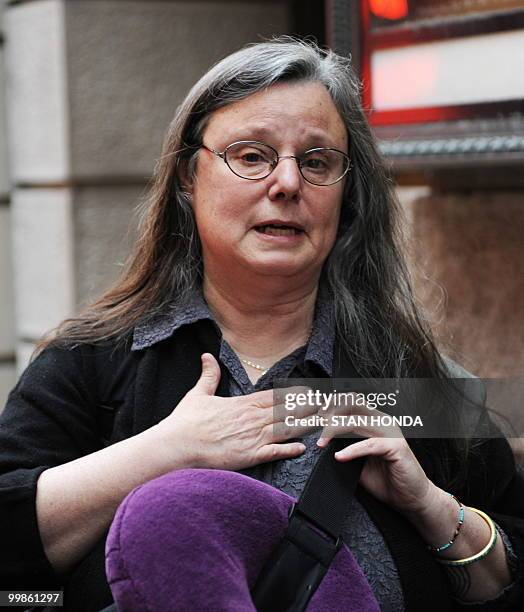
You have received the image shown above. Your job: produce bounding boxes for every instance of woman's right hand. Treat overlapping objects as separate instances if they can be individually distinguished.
[154,353,312,471]
[37,352,314,574]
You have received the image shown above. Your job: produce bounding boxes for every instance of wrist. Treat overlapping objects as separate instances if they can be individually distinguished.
[146,420,198,472]
[402,484,459,547]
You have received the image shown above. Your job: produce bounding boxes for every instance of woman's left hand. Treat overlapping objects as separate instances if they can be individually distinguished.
[316,397,513,603]
[316,399,440,518]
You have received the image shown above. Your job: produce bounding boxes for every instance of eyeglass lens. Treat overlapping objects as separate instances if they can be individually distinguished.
[224,142,349,185]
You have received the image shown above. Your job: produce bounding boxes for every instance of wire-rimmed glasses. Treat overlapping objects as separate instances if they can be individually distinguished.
[200,140,351,186]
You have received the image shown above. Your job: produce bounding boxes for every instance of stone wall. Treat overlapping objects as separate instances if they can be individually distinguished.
[399,187,524,462]
[0,0,291,412]
[0,0,16,408]
[400,187,524,377]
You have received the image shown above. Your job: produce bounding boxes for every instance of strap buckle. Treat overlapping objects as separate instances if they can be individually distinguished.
[286,503,342,566]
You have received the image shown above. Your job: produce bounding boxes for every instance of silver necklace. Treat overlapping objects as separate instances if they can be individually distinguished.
[239,357,269,375]
[237,323,314,377]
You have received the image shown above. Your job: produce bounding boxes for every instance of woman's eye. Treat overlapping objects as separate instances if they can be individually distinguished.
[242,152,266,163]
[304,157,328,170]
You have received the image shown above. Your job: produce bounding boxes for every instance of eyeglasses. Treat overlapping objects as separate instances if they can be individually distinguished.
[200,140,351,186]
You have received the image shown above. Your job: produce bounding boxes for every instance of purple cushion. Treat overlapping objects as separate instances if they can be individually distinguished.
[105,469,380,611]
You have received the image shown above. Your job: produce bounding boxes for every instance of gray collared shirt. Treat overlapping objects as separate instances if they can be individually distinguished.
[132,286,334,376]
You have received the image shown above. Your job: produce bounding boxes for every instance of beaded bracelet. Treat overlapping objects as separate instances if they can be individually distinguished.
[435,507,498,567]
[427,492,465,554]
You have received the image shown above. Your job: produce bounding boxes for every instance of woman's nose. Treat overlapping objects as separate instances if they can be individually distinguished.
[267,157,302,201]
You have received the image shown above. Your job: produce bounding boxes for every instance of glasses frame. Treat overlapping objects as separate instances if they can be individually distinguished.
[200,140,352,186]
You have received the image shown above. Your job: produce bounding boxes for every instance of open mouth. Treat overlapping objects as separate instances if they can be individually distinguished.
[254,223,304,236]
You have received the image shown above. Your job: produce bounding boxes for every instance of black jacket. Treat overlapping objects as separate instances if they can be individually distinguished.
[1,320,523,611]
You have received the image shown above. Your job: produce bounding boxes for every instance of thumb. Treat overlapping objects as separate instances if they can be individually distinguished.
[193,353,221,395]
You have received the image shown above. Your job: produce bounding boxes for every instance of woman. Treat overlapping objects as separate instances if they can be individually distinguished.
[0,38,522,611]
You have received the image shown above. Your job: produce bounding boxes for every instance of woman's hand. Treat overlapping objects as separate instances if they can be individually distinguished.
[154,353,315,472]
[316,398,436,516]
[316,396,513,602]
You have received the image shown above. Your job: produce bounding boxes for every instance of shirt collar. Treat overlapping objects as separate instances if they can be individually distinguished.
[132,289,213,351]
[132,285,335,376]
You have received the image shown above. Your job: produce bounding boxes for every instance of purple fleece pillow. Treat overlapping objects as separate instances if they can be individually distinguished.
[105,469,380,611]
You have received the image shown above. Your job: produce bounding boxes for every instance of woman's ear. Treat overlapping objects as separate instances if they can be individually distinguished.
[177,159,194,200]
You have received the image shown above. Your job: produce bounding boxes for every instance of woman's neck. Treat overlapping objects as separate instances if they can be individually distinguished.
[202,275,318,367]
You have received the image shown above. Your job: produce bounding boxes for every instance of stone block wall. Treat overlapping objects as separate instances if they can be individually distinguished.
[0,0,16,408]
[399,187,524,462]
[400,188,524,378]
[0,0,291,408]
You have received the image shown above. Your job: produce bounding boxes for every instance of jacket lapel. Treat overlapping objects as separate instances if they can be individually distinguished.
[131,320,230,435]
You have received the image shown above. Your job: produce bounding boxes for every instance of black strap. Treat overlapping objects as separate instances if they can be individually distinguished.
[295,336,365,537]
[252,340,366,612]
[251,437,365,612]
[295,436,365,540]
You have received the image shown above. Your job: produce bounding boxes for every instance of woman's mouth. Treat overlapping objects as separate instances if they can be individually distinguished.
[254,224,304,236]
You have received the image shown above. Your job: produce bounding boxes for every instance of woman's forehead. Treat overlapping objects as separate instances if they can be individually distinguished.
[203,81,347,147]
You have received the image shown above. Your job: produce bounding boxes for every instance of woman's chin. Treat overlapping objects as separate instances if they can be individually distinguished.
[242,255,314,278]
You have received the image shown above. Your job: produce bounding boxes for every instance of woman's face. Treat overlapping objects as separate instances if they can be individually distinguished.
[189,81,348,282]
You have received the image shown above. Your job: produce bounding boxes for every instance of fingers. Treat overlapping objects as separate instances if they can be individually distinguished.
[273,393,322,422]
[193,353,221,396]
[247,385,313,410]
[316,435,331,448]
[256,442,307,464]
[270,419,322,442]
[266,390,326,439]
[314,392,404,446]
[333,437,400,462]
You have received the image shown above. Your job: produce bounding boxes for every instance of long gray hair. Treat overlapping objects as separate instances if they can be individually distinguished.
[42,36,442,380]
